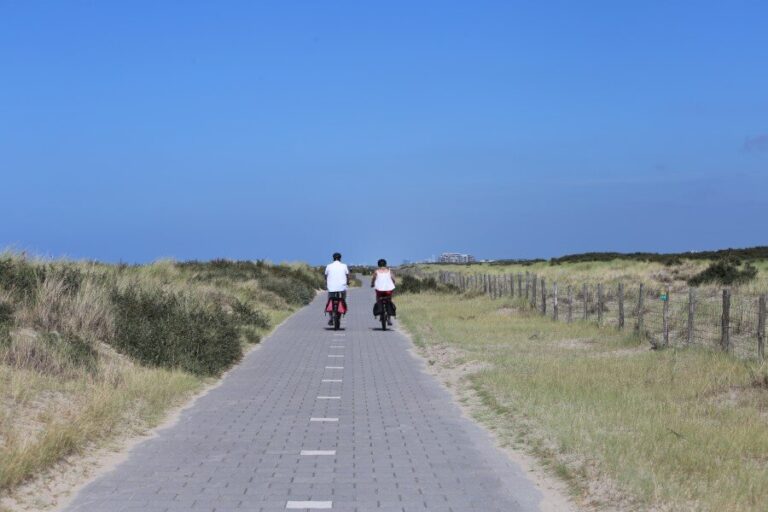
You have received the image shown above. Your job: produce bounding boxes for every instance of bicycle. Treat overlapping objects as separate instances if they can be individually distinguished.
[326,291,346,330]
[376,294,394,331]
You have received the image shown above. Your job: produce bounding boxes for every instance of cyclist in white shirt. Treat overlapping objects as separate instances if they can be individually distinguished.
[325,252,349,325]
[371,258,396,325]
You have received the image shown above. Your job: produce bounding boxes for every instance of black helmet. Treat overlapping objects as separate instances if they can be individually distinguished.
[377,259,387,267]
[333,252,342,261]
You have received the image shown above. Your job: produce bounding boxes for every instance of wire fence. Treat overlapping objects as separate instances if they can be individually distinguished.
[427,270,767,360]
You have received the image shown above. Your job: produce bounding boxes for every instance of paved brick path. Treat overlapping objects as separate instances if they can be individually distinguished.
[64,287,544,511]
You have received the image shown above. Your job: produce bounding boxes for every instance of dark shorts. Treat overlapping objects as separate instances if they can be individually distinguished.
[375,290,393,299]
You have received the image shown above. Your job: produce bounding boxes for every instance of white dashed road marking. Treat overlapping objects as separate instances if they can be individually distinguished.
[286,501,332,509]
[310,417,339,422]
[317,396,341,399]
[321,379,342,382]
[300,450,336,456]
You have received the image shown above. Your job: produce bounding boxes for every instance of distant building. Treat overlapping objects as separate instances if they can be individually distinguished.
[438,252,476,264]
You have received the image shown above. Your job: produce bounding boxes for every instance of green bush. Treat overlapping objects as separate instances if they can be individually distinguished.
[232,300,270,329]
[232,299,270,344]
[261,276,315,305]
[688,257,759,286]
[398,275,459,294]
[0,257,40,298]
[0,301,13,327]
[111,286,242,376]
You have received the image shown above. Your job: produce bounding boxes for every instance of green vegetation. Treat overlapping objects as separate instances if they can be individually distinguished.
[547,246,768,265]
[397,274,458,294]
[111,286,241,376]
[398,291,768,511]
[0,253,322,495]
[688,257,759,286]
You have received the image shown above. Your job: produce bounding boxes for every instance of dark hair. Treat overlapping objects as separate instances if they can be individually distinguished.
[377,259,387,267]
[333,252,342,261]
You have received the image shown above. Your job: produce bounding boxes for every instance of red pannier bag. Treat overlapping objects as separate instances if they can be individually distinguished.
[325,298,348,314]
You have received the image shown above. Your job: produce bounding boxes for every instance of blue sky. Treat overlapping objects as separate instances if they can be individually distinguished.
[1,1,766,264]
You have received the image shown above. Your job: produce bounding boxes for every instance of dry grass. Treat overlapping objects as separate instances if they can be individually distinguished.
[0,347,201,491]
[399,292,768,511]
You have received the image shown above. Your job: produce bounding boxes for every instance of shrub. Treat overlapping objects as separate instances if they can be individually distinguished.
[111,286,241,376]
[0,256,40,299]
[0,300,13,327]
[398,275,459,294]
[687,257,759,286]
[232,299,270,344]
[232,299,270,329]
[261,276,315,305]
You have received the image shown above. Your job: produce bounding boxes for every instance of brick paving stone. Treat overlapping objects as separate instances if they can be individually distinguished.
[64,288,544,511]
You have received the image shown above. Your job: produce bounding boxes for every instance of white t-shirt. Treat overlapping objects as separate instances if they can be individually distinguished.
[325,261,349,292]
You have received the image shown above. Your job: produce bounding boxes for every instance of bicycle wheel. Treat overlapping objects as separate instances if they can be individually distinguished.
[334,313,341,330]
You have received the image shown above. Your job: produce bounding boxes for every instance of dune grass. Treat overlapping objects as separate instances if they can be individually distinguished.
[0,362,200,491]
[398,292,768,511]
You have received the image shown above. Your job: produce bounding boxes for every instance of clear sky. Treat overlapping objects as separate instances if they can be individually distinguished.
[1,1,766,265]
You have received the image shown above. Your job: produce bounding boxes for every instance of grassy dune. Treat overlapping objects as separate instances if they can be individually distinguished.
[0,254,322,497]
[398,291,768,511]
[413,258,768,293]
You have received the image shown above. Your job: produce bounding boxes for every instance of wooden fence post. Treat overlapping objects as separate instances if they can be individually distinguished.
[517,273,522,297]
[758,294,766,360]
[721,289,731,353]
[525,272,530,300]
[532,275,538,308]
[567,285,573,323]
[597,283,604,325]
[553,282,558,321]
[687,288,696,345]
[541,278,546,315]
[582,284,588,321]
[509,274,514,297]
[662,286,670,347]
[636,284,645,335]
[618,283,625,330]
